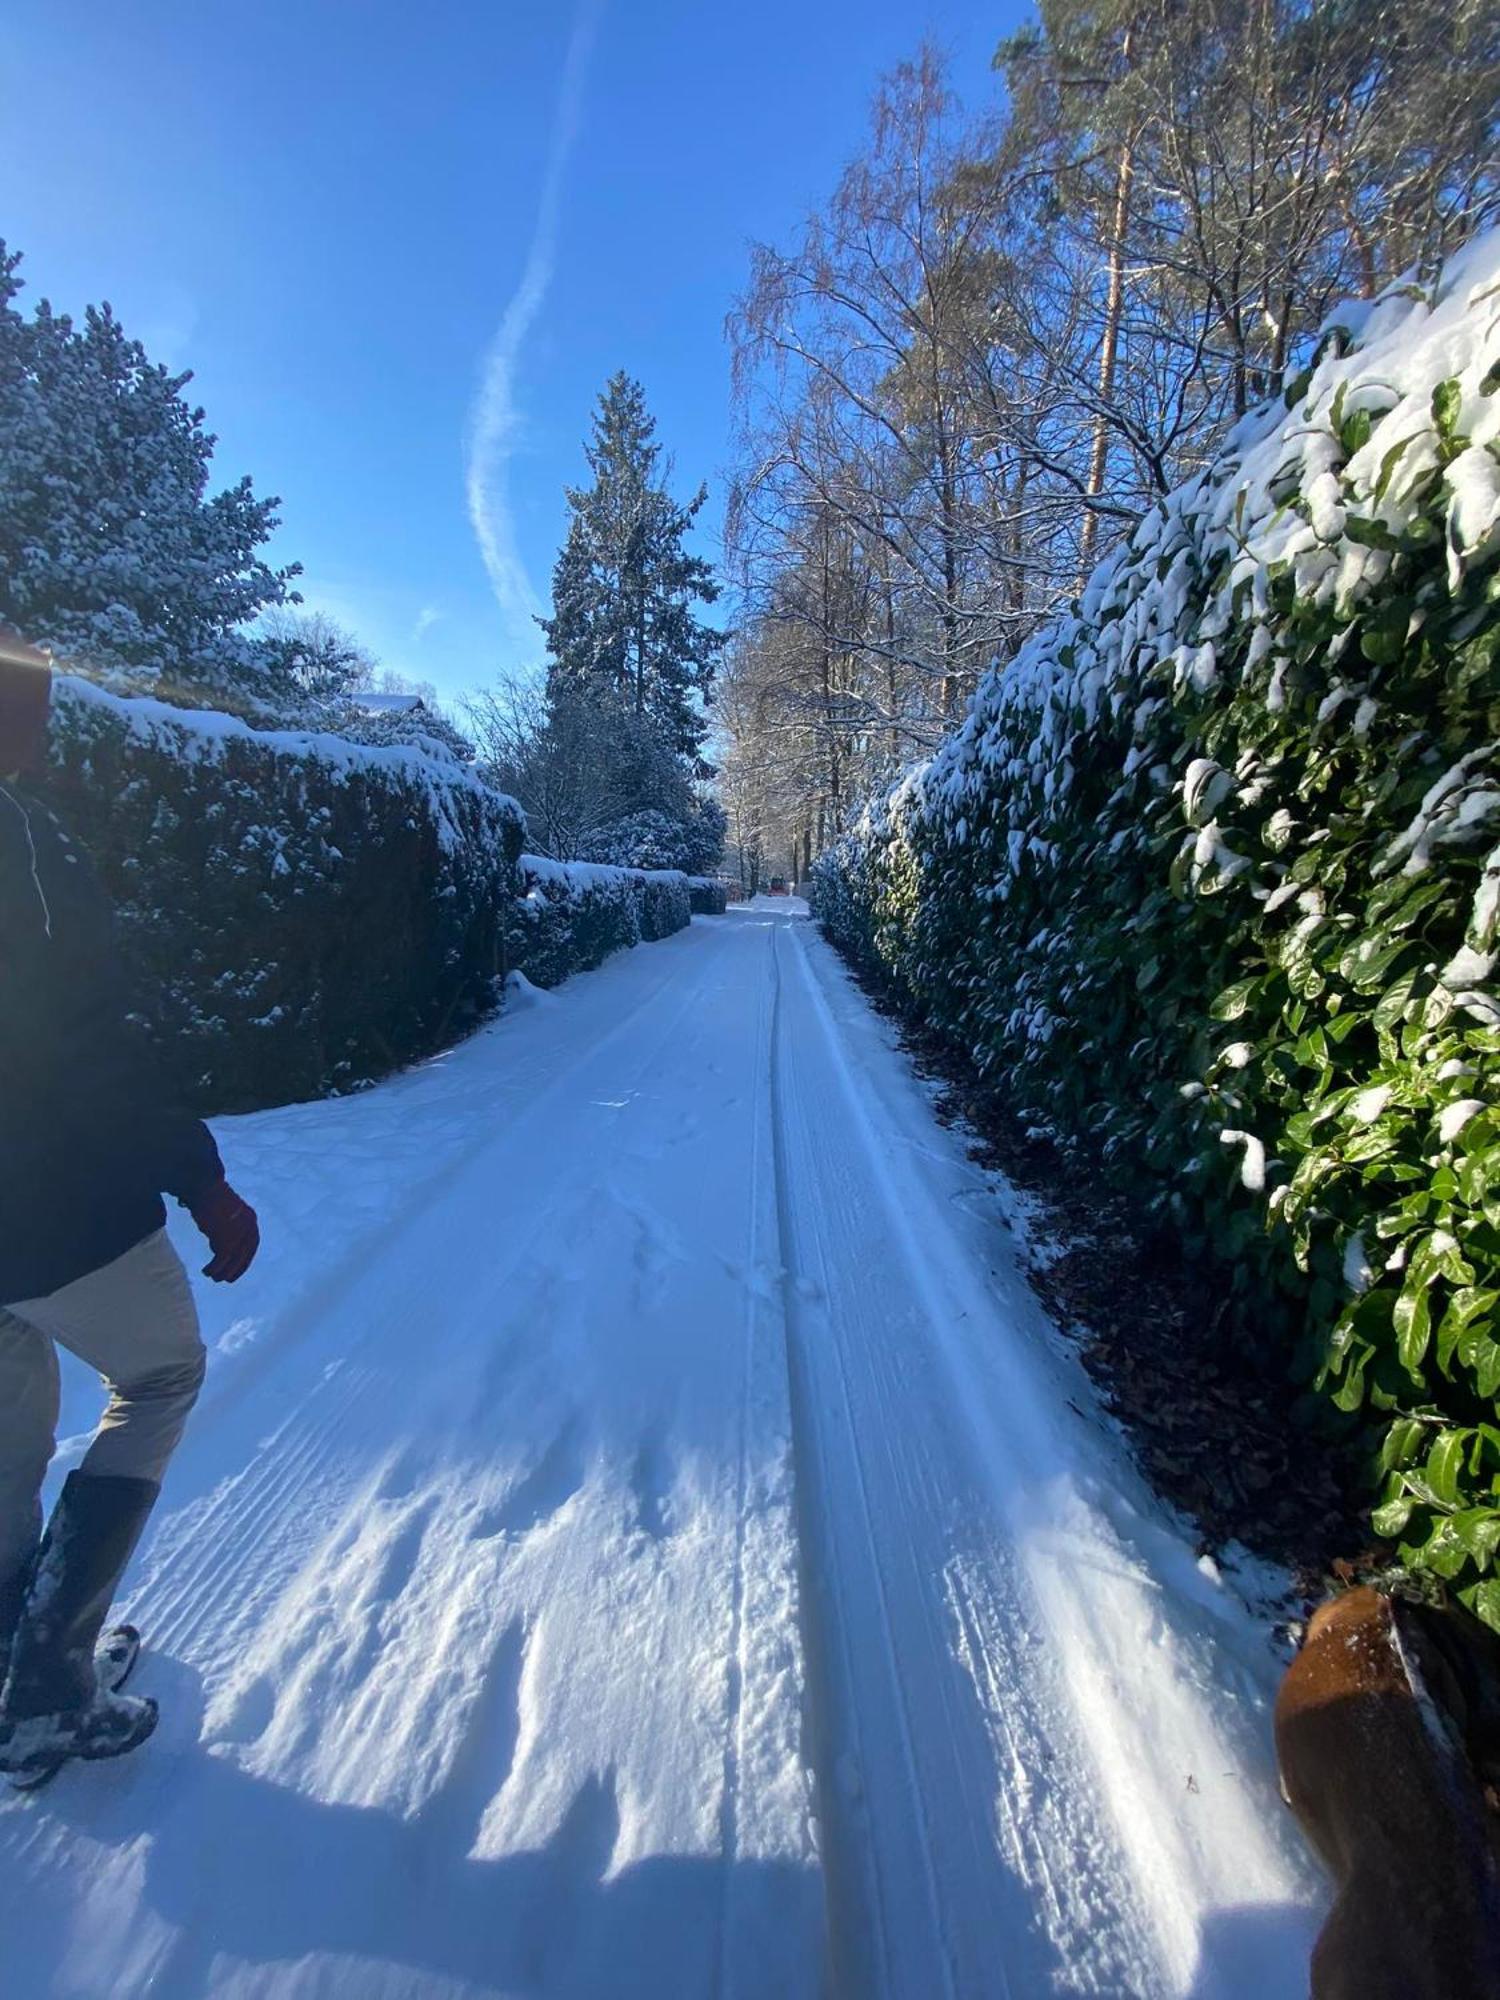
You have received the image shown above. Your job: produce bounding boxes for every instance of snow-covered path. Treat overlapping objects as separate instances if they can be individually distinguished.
[1,906,1323,1999]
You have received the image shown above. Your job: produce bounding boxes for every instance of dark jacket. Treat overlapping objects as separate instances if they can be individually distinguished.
[0,780,223,1303]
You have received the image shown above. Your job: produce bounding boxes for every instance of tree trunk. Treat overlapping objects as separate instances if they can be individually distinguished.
[939,466,961,717]
[1010,458,1031,619]
[634,588,647,716]
[932,376,963,717]
[884,576,900,766]
[822,638,843,816]
[1079,39,1137,584]
[1340,182,1379,301]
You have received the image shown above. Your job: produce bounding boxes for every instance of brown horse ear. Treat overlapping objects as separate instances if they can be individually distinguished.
[0,626,52,773]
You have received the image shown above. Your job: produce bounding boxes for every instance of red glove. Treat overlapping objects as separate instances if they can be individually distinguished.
[190,1179,260,1284]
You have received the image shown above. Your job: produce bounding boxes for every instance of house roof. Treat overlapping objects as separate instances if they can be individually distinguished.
[355,691,426,715]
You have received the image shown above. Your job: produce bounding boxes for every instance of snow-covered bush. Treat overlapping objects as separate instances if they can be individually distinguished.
[329,698,476,768]
[43,676,524,1110]
[816,230,1500,1621]
[583,808,692,871]
[687,877,728,915]
[510,856,692,989]
[579,798,728,876]
[469,681,725,874]
[637,869,694,941]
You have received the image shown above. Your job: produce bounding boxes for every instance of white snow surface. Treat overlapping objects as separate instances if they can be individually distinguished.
[1,908,1321,1998]
[520,853,690,892]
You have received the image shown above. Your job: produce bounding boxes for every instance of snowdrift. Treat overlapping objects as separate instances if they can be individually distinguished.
[815,230,1500,1620]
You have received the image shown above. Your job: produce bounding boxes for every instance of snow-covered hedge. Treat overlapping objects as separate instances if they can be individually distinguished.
[581,803,727,876]
[687,876,728,915]
[510,855,692,989]
[43,677,525,1110]
[815,231,1500,1620]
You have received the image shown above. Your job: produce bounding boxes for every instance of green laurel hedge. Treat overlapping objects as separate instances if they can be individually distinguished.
[816,242,1500,1617]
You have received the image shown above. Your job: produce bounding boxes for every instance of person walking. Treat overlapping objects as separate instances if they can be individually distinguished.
[0,632,260,1779]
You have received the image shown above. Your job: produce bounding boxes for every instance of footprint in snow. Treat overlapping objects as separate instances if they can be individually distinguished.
[469,1422,586,1540]
[206,1669,278,1748]
[628,1436,675,1541]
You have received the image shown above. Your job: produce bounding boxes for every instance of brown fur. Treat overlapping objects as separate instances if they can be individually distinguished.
[1274,1586,1500,1999]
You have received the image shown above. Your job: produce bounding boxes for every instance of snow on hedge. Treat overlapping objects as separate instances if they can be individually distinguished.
[923,225,1500,867]
[511,853,693,988]
[45,674,525,1110]
[686,874,729,914]
[54,674,516,856]
[44,674,712,1106]
[520,853,689,892]
[816,226,1500,1621]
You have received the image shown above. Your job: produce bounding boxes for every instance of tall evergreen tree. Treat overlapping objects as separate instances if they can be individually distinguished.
[0,242,299,697]
[540,372,723,765]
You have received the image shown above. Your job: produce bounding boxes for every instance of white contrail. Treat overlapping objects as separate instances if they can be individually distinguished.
[465,1,602,653]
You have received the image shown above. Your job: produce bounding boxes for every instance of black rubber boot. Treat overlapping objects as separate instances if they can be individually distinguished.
[0,1559,28,1694]
[0,1489,41,1691]
[0,1684,157,1779]
[1,1471,158,1721]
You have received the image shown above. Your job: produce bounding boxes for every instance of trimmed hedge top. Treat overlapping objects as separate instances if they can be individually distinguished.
[45,675,525,1110]
[510,854,694,988]
[817,228,1500,1619]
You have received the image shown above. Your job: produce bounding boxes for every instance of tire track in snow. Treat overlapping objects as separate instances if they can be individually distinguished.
[710,943,768,2000]
[1,907,1319,1998]
[142,1362,382,1658]
[770,912,1321,1998]
[768,920,957,2000]
[768,913,1165,1997]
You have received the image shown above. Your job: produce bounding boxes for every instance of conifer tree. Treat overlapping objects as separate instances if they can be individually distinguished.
[0,242,298,697]
[540,372,723,765]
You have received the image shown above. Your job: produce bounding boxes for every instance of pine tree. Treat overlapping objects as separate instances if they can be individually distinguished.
[257,609,374,708]
[540,372,723,765]
[0,241,299,698]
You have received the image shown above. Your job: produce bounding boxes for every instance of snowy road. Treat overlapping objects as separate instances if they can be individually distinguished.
[1,904,1323,1999]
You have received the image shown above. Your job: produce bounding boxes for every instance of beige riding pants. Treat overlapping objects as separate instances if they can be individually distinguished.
[0,1229,205,1600]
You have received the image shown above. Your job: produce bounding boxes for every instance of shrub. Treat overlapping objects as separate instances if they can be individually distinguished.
[637,870,693,940]
[583,799,728,875]
[815,232,1500,1620]
[688,877,729,915]
[43,676,524,1111]
[510,856,691,988]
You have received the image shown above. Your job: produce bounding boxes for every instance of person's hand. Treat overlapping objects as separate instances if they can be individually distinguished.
[190,1179,260,1283]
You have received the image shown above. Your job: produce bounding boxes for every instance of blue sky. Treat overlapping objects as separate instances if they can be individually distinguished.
[5,1,1025,705]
